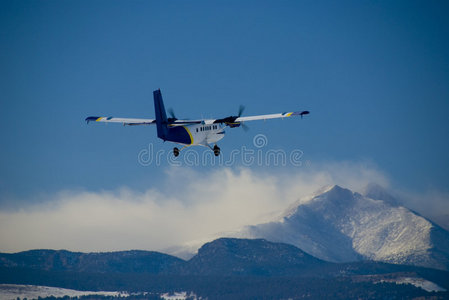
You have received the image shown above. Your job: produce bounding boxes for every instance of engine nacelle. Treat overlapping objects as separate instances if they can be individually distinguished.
[228,123,241,128]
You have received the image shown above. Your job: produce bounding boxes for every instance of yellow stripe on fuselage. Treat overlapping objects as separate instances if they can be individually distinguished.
[285,112,293,117]
[96,117,103,121]
[183,126,193,145]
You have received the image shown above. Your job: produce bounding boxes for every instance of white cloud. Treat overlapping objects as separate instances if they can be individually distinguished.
[2,162,445,254]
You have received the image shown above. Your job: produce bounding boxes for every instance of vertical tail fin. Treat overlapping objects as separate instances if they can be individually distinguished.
[153,89,168,140]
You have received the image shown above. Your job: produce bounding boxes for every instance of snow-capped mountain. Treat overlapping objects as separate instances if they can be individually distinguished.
[232,185,449,270]
[170,185,449,270]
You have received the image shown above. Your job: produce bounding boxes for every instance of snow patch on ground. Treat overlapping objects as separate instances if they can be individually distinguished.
[161,291,197,300]
[0,284,198,300]
[0,284,128,300]
[379,277,446,292]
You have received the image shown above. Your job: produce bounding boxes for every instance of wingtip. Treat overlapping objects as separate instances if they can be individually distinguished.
[291,111,310,118]
[300,111,309,119]
[85,116,99,124]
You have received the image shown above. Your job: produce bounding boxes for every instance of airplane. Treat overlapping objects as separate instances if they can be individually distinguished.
[86,89,309,157]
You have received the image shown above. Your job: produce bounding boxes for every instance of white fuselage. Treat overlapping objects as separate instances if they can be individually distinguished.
[185,123,225,146]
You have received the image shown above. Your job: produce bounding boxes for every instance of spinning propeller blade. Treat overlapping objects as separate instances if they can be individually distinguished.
[168,108,177,119]
[213,104,248,129]
[238,105,245,117]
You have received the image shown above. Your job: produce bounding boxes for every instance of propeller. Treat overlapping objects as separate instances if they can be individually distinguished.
[167,108,177,123]
[213,105,248,130]
[238,105,250,131]
[237,105,249,131]
[168,108,177,119]
[238,105,245,117]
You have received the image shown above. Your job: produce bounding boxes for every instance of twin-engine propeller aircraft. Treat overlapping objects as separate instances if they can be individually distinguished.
[86,89,309,156]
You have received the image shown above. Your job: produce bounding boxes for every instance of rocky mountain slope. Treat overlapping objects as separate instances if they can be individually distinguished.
[0,249,183,274]
[232,185,449,270]
[181,238,327,276]
[1,238,448,298]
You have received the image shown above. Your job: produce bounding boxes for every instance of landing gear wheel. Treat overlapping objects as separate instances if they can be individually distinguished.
[213,145,220,156]
[173,147,180,157]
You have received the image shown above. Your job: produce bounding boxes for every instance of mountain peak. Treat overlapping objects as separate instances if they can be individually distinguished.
[310,184,345,196]
[185,238,326,276]
[173,185,449,271]
[233,185,449,270]
[320,184,352,198]
[308,185,356,209]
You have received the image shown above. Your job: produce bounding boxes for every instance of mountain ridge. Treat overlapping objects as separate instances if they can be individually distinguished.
[0,249,184,274]
[169,185,449,271]
[180,237,328,276]
[1,237,448,298]
[1,238,448,278]
[232,185,449,270]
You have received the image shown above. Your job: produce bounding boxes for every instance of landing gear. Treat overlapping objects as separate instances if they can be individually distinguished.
[213,145,220,156]
[173,147,179,157]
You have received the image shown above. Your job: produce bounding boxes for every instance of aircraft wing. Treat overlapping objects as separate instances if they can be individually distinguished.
[235,111,309,122]
[85,116,203,126]
[171,120,202,125]
[85,116,155,126]
[210,110,309,126]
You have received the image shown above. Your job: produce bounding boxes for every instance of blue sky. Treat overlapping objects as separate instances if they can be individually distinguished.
[1,0,449,208]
